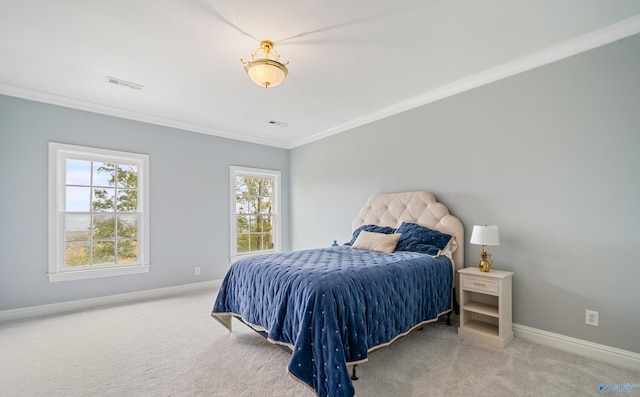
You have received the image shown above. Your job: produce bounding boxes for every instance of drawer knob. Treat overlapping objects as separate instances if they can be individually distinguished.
[473,281,486,287]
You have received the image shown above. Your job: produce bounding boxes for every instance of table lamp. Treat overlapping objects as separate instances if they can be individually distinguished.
[470,225,500,272]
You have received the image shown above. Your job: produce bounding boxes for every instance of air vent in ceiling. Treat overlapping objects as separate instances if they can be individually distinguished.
[105,76,143,90]
[268,120,288,127]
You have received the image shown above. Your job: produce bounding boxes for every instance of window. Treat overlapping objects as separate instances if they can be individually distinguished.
[48,143,149,281]
[230,166,281,260]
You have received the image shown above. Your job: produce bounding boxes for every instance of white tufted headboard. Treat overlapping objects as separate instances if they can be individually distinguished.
[352,191,464,273]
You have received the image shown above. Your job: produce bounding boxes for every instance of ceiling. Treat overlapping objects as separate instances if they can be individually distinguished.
[1,1,639,148]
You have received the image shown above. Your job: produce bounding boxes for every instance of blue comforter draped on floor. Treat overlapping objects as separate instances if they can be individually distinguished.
[212,246,453,397]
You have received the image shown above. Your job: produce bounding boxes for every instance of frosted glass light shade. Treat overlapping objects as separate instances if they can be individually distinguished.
[245,59,288,88]
[470,225,500,246]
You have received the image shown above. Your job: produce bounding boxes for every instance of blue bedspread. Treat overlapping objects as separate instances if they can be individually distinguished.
[212,246,453,397]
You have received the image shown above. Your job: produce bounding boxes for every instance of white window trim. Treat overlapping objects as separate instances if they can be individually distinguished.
[230,166,281,262]
[48,142,150,282]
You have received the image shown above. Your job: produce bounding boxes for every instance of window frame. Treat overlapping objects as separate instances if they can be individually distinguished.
[230,166,281,262]
[48,142,150,282]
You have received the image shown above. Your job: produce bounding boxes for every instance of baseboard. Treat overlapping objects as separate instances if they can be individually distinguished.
[0,279,222,323]
[513,323,640,371]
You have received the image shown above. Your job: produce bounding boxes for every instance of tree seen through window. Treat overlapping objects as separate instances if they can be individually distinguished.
[64,160,138,267]
[235,176,274,253]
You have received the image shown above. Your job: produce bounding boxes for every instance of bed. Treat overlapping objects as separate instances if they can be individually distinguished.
[211,191,464,397]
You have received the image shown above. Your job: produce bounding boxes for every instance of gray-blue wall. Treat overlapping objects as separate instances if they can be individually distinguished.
[0,96,289,310]
[290,35,640,353]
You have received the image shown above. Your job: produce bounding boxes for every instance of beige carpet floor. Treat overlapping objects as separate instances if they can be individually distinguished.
[0,288,638,397]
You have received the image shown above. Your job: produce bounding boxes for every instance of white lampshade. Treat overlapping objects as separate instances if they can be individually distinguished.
[470,225,500,246]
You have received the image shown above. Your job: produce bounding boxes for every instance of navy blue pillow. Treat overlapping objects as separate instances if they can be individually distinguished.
[395,222,453,255]
[345,224,397,246]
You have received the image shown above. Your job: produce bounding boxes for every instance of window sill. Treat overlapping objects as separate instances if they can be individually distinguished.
[48,264,150,282]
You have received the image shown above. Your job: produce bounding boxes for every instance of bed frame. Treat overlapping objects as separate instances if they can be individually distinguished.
[347,190,464,379]
[238,191,465,382]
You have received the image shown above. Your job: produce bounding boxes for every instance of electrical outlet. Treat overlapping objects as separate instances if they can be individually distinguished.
[585,310,599,326]
[195,267,201,276]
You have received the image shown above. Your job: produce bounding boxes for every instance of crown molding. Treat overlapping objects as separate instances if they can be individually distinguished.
[0,84,290,149]
[288,14,640,149]
[2,15,639,150]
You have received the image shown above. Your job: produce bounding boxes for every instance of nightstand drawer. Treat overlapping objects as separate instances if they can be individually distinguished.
[462,275,499,294]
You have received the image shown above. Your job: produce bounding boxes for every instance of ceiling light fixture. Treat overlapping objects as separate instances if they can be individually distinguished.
[241,40,289,88]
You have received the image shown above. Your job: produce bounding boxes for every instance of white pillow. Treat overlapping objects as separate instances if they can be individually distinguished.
[352,231,401,254]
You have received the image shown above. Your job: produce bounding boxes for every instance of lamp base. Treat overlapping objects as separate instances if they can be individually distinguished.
[479,258,491,272]
[478,246,493,272]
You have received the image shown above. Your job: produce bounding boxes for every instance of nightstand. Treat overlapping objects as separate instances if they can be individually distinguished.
[457,267,513,348]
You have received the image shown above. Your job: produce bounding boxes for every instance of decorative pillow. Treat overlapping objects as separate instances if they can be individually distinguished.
[352,231,401,254]
[345,224,397,246]
[395,222,453,256]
